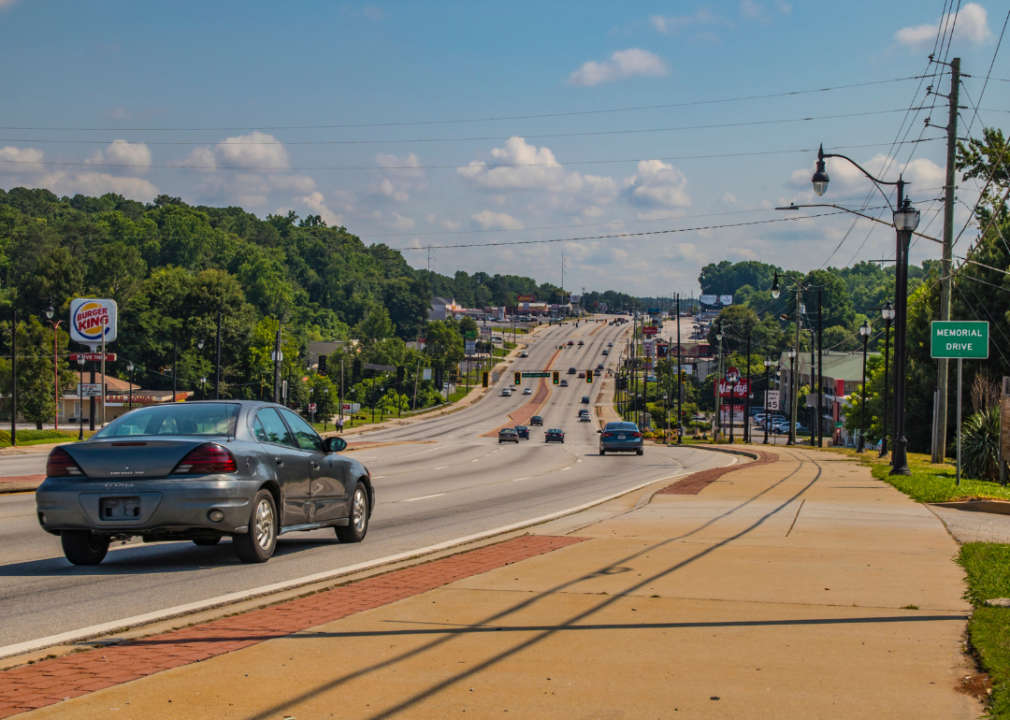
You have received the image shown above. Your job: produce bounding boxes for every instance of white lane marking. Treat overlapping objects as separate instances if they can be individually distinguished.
[0,466,697,662]
[512,476,531,482]
[471,459,479,462]
[371,476,386,480]
[577,459,582,463]
[403,493,446,502]
[562,466,571,471]
[434,466,448,470]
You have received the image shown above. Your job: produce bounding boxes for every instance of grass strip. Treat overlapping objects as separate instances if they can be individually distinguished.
[959,543,1010,716]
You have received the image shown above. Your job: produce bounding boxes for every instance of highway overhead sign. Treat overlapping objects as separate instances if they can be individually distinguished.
[930,321,989,359]
[363,362,397,372]
[522,372,550,378]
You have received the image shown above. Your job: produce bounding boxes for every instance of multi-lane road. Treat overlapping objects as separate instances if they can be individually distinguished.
[0,317,730,653]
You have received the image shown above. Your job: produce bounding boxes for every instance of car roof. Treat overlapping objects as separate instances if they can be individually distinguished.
[548,428,563,432]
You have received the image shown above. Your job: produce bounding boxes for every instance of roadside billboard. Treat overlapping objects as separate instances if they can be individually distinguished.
[517,294,535,302]
[70,298,117,347]
[720,295,733,305]
[699,294,718,306]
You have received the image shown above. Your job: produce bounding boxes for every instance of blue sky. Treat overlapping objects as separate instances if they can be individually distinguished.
[1,0,1007,296]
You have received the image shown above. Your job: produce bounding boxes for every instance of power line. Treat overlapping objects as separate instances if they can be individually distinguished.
[0,108,942,147]
[0,138,946,173]
[0,75,933,133]
[392,211,848,251]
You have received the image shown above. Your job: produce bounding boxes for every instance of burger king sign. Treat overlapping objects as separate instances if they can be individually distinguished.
[69,298,118,348]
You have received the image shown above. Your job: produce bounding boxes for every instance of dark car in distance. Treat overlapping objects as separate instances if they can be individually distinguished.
[530,415,544,426]
[35,401,374,566]
[545,428,565,443]
[514,425,530,439]
[499,428,520,444]
[598,421,644,456]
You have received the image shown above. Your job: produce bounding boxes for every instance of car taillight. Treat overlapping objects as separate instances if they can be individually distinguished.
[631,432,642,438]
[47,447,85,477]
[602,433,614,438]
[171,443,237,475]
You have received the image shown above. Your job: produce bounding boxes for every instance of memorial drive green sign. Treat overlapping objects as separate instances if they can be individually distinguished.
[930,321,989,359]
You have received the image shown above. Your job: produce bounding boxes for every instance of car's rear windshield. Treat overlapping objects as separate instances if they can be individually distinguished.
[548,429,563,433]
[93,403,240,438]
[605,422,639,432]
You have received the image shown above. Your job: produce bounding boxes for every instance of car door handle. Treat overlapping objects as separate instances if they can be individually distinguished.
[310,462,320,470]
[275,457,284,466]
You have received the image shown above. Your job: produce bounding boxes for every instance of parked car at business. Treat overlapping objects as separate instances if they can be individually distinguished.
[499,427,520,444]
[35,401,374,566]
[598,421,644,456]
[545,428,566,443]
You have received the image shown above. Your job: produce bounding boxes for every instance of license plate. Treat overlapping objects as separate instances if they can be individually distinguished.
[101,496,141,520]
[618,435,626,440]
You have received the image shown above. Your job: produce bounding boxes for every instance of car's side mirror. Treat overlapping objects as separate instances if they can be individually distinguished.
[597,429,602,433]
[325,436,347,454]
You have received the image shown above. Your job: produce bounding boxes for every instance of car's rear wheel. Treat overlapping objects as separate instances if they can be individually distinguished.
[233,490,277,563]
[193,537,221,547]
[337,485,369,543]
[61,530,110,566]
[599,449,605,455]
[636,448,644,456]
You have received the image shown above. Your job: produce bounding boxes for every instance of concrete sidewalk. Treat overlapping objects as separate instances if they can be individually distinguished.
[5,446,980,719]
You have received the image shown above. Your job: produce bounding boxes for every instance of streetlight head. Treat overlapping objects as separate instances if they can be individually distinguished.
[881,301,895,321]
[45,297,54,320]
[893,197,920,232]
[127,362,134,372]
[770,272,781,299]
[763,357,772,367]
[812,144,830,196]
[787,348,796,359]
[859,320,871,337]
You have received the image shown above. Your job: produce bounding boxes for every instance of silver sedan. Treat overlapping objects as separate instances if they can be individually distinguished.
[36,401,374,566]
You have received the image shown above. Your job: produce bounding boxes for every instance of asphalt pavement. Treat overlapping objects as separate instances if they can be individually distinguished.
[0,317,730,652]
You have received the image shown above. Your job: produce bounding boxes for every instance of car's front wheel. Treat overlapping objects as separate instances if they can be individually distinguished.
[337,485,369,543]
[636,448,644,456]
[233,490,277,563]
[61,530,110,566]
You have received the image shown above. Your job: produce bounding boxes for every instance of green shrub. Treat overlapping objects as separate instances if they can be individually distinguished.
[958,406,1001,482]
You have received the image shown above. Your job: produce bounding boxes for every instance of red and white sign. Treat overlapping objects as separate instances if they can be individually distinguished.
[717,378,751,399]
[517,294,535,302]
[642,326,659,336]
[69,353,117,362]
[308,403,317,413]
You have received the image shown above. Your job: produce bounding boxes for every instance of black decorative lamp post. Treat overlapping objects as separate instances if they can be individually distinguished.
[857,319,871,453]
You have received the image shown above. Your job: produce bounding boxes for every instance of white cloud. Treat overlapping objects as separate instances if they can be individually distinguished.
[376,152,424,178]
[301,191,344,226]
[0,146,44,172]
[722,192,737,204]
[85,139,152,173]
[740,0,769,23]
[789,154,943,199]
[622,160,692,209]
[372,177,409,202]
[650,9,718,35]
[178,147,217,171]
[215,131,290,169]
[45,172,159,201]
[0,1,26,9]
[895,2,992,50]
[567,48,668,87]
[388,213,415,230]
[471,210,525,231]
[269,174,316,193]
[442,219,461,230]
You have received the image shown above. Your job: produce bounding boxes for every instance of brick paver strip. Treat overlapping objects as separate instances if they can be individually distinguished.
[0,534,585,718]
[658,448,779,495]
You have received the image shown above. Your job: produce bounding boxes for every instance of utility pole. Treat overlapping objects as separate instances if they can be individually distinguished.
[789,287,802,446]
[215,310,222,399]
[273,323,283,403]
[10,309,16,446]
[932,56,960,464]
[817,289,823,447]
[676,293,682,444]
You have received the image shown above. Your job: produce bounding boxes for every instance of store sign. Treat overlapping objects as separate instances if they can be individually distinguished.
[517,295,535,302]
[70,298,117,346]
[720,295,733,305]
[699,295,718,306]
[69,353,117,362]
[717,378,751,399]
[77,383,104,397]
[642,326,659,336]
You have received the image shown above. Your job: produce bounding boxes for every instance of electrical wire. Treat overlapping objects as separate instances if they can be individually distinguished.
[0,108,934,147]
[0,75,935,133]
[0,138,945,173]
[392,211,849,251]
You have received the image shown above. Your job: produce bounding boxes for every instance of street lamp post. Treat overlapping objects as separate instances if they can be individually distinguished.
[127,362,134,413]
[807,144,919,474]
[663,393,669,443]
[715,323,723,442]
[786,348,797,445]
[880,301,895,458]
[44,298,62,429]
[77,355,85,440]
[857,320,871,453]
[200,376,207,399]
[763,357,773,445]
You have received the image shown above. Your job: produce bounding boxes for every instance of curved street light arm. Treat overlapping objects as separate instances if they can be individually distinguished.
[775,203,941,244]
[819,147,903,211]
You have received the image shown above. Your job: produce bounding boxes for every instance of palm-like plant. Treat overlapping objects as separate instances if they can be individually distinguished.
[958,405,1002,482]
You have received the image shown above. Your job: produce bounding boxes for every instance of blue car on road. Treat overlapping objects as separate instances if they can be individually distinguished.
[598,421,644,456]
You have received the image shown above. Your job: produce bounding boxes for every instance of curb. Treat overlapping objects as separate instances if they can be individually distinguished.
[931,500,1010,516]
